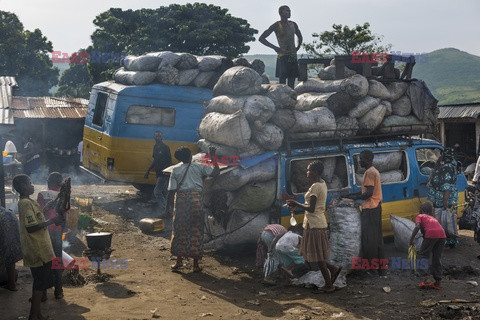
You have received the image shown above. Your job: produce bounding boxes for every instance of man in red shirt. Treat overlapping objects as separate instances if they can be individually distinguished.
[410,201,446,289]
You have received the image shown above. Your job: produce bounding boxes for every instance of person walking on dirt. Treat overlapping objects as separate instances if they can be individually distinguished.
[144,131,172,216]
[259,5,303,89]
[344,150,386,276]
[410,201,445,290]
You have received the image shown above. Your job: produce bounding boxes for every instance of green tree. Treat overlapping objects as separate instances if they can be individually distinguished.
[304,22,392,56]
[88,3,257,83]
[55,52,93,99]
[0,11,59,96]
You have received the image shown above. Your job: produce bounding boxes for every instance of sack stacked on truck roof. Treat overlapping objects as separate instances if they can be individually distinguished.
[113,52,269,89]
[294,69,438,136]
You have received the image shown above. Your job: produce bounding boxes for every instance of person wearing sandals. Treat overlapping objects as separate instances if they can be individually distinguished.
[166,147,219,273]
[287,160,341,293]
[409,201,445,290]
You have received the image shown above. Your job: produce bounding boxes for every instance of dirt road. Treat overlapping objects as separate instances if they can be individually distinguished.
[1,182,480,320]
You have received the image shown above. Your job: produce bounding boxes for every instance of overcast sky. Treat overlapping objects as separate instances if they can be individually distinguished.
[2,0,479,56]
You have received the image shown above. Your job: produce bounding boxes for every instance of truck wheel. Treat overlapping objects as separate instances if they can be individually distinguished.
[132,183,154,194]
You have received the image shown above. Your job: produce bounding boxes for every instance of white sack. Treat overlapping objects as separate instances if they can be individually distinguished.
[113,68,156,85]
[390,215,423,253]
[212,157,277,192]
[294,78,343,95]
[155,51,180,68]
[328,199,361,270]
[252,123,284,150]
[358,104,387,133]
[377,115,427,134]
[348,96,380,118]
[123,55,161,71]
[335,116,359,138]
[204,211,270,250]
[357,151,403,173]
[198,111,251,149]
[341,74,369,98]
[262,84,297,109]
[197,55,224,71]
[193,71,216,88]
[251,59,266,75]
[290,107,336,135]
[213,66,264,97]
[229,180,276,213]
[385,82,409,101]
[356,170,404,185]
[381,100,393,116]
[175,53,198,70]
[232,57,251,68]
[368,80,391,100]
[293,270,347,289]
[177,68,200,86]
[270,109,296,131]
[391,96,412,116]
[156,66,179,85]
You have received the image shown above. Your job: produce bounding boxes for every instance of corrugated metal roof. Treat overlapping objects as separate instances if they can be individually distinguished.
[0,76,18,87]
[438,103,480,119]
[0,77,17,125]
[11,97,88,119]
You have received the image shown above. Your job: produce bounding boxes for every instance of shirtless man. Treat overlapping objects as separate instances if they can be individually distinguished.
[259,5,303,89]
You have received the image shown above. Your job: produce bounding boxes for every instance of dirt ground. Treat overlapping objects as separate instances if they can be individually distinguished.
[2,179,480,320]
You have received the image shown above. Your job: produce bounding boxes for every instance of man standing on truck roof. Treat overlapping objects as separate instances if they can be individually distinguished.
[344,150,386,276]
[144,131,172,216]
[259,5,303,89]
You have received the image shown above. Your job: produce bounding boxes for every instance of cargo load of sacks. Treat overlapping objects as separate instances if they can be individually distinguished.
[113,51,269,88]
[294,66,439,137]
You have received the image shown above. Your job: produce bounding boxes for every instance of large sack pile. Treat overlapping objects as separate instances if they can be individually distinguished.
[114,52,269,89]
[295,74,438,137]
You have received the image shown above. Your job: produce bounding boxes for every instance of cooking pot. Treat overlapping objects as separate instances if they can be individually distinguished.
[86,232,113,250]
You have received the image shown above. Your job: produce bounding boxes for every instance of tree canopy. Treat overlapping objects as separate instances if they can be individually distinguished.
[0,11,59,96]
[55,50,93,99]
[304,22,392,57]
[86,3,258,83]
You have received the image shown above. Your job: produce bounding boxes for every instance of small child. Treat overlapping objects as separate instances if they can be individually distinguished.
[37,172,66,299]
[409,201,446,289]
[13,174,63,320]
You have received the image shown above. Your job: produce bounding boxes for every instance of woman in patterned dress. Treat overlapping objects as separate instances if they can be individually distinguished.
[166,147,219,272]
[427,148,459,247]
[0,207,23,291]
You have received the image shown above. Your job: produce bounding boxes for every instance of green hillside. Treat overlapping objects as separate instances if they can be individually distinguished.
[247,48,480,105]
[413,48,480,104]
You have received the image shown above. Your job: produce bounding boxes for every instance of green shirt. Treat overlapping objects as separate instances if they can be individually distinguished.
[18,196,55,267]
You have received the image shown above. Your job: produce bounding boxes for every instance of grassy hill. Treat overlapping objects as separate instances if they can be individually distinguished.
[247,48,480,105]
[413,48,480,104]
